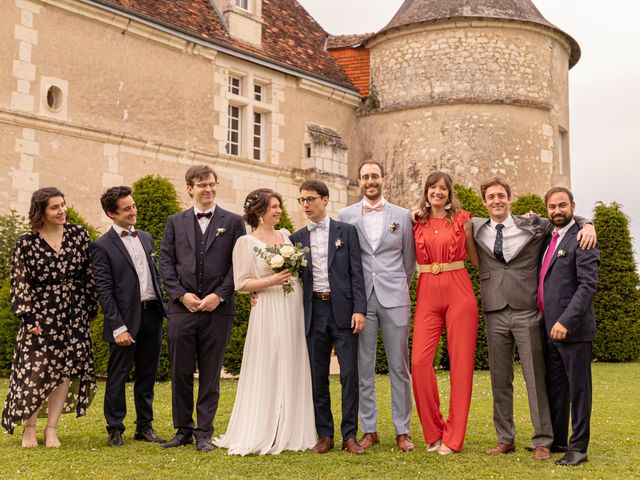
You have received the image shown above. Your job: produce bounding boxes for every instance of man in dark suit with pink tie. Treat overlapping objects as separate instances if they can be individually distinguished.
[539,187,600,466]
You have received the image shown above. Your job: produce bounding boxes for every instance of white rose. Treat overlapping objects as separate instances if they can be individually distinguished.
[269,254,285,269]
[280,245,295,258]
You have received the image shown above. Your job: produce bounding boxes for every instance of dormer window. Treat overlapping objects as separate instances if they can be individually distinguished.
[235,0,249,11]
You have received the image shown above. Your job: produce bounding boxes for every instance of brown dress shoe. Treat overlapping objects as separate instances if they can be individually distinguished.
[359,432,379,449]
[311,437,334,454]
[396,434,415,452]
[534,446,551,460]
[485,443,516,456]
[341,437,365,455]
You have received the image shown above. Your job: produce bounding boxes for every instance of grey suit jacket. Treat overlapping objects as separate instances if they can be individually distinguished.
[338,201,415,310]
[472,214,551,312]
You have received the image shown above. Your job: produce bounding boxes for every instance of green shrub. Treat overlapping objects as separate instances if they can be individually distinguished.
[90,313,110,378]
[592,202,640,361]
[0,277,20,376]
[67,206,101,241]
[276,202,296,233]
[511,194,546,216]
[223,293,252,376]
[132,175,181,251]
[0,210,28,281]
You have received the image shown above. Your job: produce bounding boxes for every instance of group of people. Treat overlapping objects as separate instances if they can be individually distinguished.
[2,162,599,467]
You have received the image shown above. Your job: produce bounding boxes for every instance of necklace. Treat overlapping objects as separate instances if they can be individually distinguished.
[39,229,63,252]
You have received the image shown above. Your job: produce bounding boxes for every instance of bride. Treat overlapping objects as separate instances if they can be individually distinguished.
[213,188,316,455]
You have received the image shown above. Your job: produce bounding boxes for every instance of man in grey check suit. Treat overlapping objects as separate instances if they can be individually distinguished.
[337,160,416,452]
[473,178,596,461]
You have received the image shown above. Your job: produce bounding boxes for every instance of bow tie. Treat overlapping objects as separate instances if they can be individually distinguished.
[308,221,326,232]
[120,229,138,238]
[363,204,384,213]
[196,212,213,220]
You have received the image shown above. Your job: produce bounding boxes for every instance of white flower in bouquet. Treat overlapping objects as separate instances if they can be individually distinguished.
[269,254,285,269]
[280,244,295,258]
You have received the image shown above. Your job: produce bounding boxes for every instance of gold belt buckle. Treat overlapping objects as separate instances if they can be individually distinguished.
[431,262,442,274]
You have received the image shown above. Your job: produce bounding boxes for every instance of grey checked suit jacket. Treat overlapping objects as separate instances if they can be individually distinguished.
[338,201,415,314]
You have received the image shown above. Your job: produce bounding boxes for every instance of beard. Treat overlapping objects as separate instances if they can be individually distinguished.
[551,213,573,228]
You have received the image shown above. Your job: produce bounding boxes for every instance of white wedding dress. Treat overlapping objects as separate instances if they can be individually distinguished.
[213,230,316,455]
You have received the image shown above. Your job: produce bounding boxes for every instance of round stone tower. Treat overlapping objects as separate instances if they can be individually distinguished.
[354,0,580,206]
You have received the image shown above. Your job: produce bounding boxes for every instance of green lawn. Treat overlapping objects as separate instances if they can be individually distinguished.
[0,363,639,479]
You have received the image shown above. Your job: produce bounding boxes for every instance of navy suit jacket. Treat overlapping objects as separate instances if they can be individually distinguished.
[90,227,166,343]
[291,218,366,336]
[160,206,246,316]
[540,222,600,342]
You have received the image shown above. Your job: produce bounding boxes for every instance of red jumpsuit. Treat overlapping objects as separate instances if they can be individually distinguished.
[412,210,478,451]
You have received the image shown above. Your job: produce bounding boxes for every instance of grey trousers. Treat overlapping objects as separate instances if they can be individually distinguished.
[485,306,553,447]
[358,291,412,435]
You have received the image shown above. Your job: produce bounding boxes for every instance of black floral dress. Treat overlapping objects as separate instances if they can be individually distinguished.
[2,224,98,434]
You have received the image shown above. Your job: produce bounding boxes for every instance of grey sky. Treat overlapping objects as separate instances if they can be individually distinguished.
[299,0,640,259]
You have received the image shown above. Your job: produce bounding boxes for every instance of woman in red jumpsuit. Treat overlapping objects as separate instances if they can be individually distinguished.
[412,171,479,454]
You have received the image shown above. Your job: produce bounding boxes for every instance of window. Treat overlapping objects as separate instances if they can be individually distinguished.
[226,105,240,156]
[254,84,263,102]
[229,76,241,95]
[253,112,263,160]
[305,144,312,158]
[558,128,569,177]
[235,0,249,11]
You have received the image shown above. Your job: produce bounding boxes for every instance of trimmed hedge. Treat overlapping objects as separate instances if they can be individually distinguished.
[0,210,28,281]
[510,194,547,216]
[0,277,19,376]
[592,202,640,361]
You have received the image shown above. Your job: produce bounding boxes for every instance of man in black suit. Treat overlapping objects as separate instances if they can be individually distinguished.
[160,165,245,452]
[90,186,166,447]
[539,187,600,466]
[290,180,367,455]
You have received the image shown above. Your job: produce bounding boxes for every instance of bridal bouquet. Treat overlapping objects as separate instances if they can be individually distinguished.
[254,243,309,295]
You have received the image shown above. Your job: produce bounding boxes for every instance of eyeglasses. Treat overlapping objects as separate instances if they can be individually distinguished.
[194,182,219,190]
[297,196,321,205]
[360,174,382,181]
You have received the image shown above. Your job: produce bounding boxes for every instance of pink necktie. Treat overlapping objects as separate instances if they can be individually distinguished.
[363,204,384,213]
[537,231,559,313]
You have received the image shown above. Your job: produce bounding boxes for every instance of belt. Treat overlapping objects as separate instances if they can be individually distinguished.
[417,261,465,275]
[312,292,331,301]
[141,299,160,309]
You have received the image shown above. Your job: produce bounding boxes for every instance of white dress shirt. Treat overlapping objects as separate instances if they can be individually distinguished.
[362,197,385,250]
[309,216,331,293]
[112,224,157,337]
[477,214,530,263]
[194,205,216,233]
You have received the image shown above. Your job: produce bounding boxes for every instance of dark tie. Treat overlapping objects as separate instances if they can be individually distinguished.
[120,229,138,238]
[537,231,560,313]
[196,212,213,220]
[493,224,505,263]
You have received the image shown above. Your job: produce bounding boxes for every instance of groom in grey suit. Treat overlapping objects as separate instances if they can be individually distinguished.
[472,178,596,461]
[337,160,416,452]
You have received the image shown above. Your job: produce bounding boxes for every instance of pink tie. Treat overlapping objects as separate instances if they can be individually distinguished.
[537,231,559,313]
[363,204,384,213]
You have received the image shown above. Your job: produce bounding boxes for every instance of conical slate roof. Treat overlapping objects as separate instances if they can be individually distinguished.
[376,0,580,67]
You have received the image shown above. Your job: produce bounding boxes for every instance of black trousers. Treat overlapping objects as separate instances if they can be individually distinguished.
[306,298,359,440]
[104,305,163,433]
[545,339,593,453]
[167,310,232,439]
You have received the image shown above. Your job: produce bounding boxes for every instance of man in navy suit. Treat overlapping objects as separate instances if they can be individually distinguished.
[90,186,166,447]
[539,187,599,466]
[160,165,246,452]
[290,180,367,455]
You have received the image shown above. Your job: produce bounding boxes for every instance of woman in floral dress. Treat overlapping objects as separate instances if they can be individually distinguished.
[2,187,98,447]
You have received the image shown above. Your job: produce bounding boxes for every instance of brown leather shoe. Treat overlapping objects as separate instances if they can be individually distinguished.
[311,437,334,454]
[396,434,415,452]
[534,446,551,460]
[359,432,379,449]
[485,443,516,456]
[341,437,365,455]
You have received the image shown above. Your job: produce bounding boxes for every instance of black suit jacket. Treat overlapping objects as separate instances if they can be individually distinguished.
[159,206,246,316]
[540,222,600,342]
[290,218,366,335]
[90,227,166,343]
